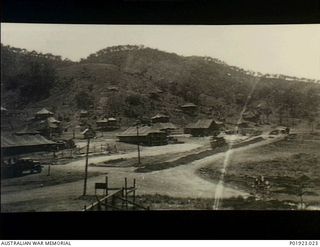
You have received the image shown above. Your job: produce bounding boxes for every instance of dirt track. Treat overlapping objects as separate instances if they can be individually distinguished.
[1,136,284,211]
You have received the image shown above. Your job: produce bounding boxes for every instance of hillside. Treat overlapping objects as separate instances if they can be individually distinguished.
[1,44,320,127]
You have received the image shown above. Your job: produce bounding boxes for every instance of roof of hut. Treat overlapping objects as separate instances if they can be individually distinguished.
[118,126,164,137]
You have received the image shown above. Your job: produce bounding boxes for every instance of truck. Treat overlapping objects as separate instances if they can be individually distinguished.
[2,158,43,178]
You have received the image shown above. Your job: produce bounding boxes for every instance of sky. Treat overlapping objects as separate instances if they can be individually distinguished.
[1,23,320,80]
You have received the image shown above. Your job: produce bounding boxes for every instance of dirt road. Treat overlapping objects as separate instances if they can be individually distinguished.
[1,136,284,211]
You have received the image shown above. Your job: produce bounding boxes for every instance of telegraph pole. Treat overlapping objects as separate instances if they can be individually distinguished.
[83,127,94,196]
[83,137,90,196]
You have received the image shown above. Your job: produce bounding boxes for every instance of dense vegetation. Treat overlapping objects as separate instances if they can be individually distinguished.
[1,44,319,126]
[1,44,73,105]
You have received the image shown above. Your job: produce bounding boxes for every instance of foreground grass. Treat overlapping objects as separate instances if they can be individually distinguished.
[135,194,297,210]
[196,133,320,206]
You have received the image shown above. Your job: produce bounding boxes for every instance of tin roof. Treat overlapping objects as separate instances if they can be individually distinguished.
[118,126,164,137]
[96,118,109,123]
[152,122,177,130]
[181,103,197,108]
[151,113,169,120]
[47,117,61,123]
[36,108,53,115]
[186,119,215,129]
[1,106,8,111]
[1,134,56,148]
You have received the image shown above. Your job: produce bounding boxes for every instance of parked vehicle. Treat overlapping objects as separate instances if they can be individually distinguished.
[2,158,43,178]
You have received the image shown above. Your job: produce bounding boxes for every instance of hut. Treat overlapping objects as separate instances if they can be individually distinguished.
[152,122,178,135]
[1,106,8,114]
[151,113,169,123]
[181,103,198,115]
[184,119,223,137]
[79,110,88,118]
[35,108,54,120]
[21,116,61,139]
[117,126,167,146]
[107,86,119,92]
[96,117,120,131]
[107,117,120,129]
[1,133,57,156]
[96,118,108,130]
[47,117,62,136]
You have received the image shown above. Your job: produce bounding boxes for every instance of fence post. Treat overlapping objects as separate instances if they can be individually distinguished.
[125,177,128,210]
[105,176,109,210]
[133,178,136,207]
[104,176,108,195]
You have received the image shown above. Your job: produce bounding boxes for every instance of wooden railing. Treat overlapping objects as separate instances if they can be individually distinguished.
[83,176,149,211]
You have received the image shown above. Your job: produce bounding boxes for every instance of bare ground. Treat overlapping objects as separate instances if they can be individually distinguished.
[1,135,283,211]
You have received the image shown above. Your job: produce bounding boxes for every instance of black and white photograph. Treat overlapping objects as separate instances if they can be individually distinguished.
[1,23,320,213]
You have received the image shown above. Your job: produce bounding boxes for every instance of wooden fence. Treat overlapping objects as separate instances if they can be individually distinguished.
[83,176,149,211]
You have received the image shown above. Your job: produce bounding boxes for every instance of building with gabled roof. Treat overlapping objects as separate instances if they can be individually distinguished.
[35,108,54,119]
[152,122,178,135]
[79,110,89,118]
[117,126,167,146]
[184,119,223,136]
[96,117,120,131]
[151,113,169,123]
[1,133,57,156]
[181,103,198,115]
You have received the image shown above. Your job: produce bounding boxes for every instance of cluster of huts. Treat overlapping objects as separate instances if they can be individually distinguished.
[116,101,269,146]
[79,110,120,131]
[1,108,65,157]
[116,101,226,146]
[1,99,268,156]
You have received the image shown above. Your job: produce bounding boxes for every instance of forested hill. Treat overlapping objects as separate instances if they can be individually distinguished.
[1,44,74,105]
[1,44,320,125]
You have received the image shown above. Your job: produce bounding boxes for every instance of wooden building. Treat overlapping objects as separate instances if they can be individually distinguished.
[184,119,223,137]
[80,110,89,118]
[151,113,169,123]
[35,108,54,120]
[152,122,178,135]
[181,103,198,115]
[21,116,62,139]
[117,126,167,146]
[1,133,57,156]
[96,117,120,131]
[107,86,119,92]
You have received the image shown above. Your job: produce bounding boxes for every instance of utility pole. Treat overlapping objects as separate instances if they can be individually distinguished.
[83,137,90,196]
[136,125,141,165]
[83,127,94,196]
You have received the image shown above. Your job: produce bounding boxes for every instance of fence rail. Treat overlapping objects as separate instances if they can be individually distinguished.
[83,176,149,211]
